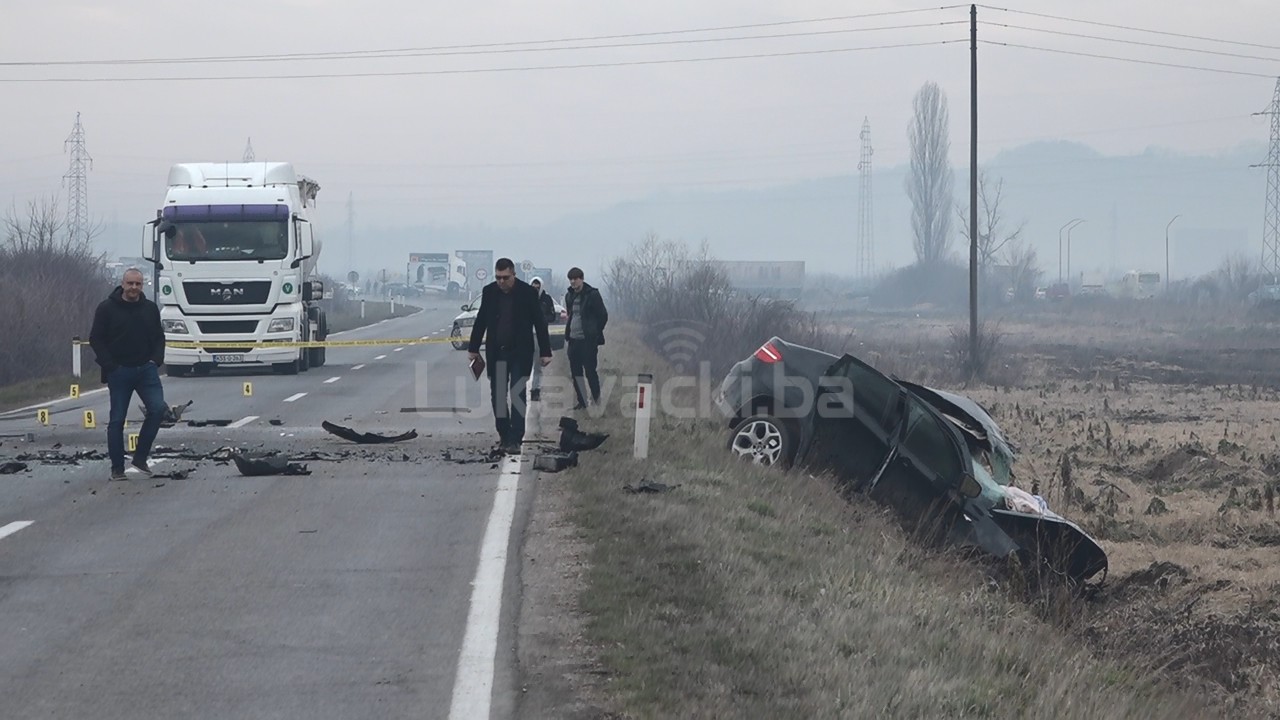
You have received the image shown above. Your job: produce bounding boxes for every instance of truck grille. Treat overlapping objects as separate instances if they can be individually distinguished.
[196,320,259,334]
[183,281,271,305]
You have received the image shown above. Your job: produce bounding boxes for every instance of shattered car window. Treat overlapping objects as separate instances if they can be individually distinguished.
[899,400,965,485]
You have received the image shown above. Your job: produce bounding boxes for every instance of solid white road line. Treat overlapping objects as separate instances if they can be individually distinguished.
[374,355,387,360]
[324,376,341,384]
[283,392,307,403]
[351,364,366,370]
[0,521,34,541]
[228,416,258,429]
[9,386,109,414]
[448,455,522,720]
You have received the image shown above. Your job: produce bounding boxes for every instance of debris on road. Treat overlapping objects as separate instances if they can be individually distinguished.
[623,479,679,494]
[321,420,418,444]
[231,452,311,476]
[533,451,578,473]
[187,419,233,427]
[0,461,29,474]
[559,417,608,452]
[148,400,193,428]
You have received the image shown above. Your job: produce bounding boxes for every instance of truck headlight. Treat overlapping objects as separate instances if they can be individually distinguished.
[162,319,189,334]
[268,318,295,333]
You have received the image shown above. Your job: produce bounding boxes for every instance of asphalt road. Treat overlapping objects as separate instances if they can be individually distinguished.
[0,296,566,719]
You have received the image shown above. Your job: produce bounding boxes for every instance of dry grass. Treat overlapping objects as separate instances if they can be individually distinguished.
[0,373,82,413]
[323,300,419,334]
[551,323,1214,719]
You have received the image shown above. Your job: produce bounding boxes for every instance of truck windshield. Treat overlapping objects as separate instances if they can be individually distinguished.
[166,220,288,262]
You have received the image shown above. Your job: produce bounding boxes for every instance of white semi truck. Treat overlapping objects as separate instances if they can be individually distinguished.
[142,162,328,376]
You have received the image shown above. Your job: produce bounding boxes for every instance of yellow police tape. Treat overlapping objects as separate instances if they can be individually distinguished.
[165,336,461,349]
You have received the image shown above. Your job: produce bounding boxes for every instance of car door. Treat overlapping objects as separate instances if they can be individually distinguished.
[799,354,905,490]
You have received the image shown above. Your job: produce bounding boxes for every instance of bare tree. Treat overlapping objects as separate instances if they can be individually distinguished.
[906,82,954,265]
[958,171,1026,270]
[0,197,109,386]
[1002,239,1041,300]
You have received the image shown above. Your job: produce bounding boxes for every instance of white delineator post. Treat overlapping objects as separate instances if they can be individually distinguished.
[390,296,395,314]
[360,299,366,319]
[72,336,82,378]
[634,373,653,459]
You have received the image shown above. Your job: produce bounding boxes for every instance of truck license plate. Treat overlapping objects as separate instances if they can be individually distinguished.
[212,354,244,363]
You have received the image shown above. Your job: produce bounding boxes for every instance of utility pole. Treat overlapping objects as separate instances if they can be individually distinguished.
[1253,78,1280,283]
[856,117,874,286]
[346,191,355,274]
[968,4,978,370]
[243,137,256,162]
[62,112,92,246]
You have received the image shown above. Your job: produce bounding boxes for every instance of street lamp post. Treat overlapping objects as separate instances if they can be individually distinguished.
[1066,219,1086,286]
[1165,214,1181,295]
[1058,218,1082,284]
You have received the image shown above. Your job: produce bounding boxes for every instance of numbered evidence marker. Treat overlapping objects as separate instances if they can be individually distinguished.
[37,408,50,425]
[69,384,80,399]
[83,409,96,429]
[243,382,253,397]
[128,433,139,452]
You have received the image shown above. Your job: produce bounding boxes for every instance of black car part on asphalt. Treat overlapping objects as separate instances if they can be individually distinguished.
[717,336,1108,585]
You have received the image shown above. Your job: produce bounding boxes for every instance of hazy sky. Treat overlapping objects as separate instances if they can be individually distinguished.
[3,1,1279,262]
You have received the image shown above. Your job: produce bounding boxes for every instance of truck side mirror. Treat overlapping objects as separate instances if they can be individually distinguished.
[302,282,314,301]
[297,219,314,259]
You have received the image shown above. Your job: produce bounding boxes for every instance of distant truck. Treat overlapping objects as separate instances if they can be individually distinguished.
[142,162,327,376]
[1119,270,1161,299]
[408,252,467,298]
[712,260,805,298]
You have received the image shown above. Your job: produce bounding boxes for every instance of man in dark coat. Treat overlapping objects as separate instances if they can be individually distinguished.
[467,258,553,454]
[89,268,168,481]
[563,266,608,409]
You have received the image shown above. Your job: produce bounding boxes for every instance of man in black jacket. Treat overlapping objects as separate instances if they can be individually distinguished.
[467,258,553,454]
[89,268,168,481]
[563,266,609,409]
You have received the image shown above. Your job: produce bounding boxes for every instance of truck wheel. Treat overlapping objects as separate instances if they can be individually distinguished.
[309,314,328,367]
[309,346,326,367]
[447,282,460,299]
[273,360,300,375]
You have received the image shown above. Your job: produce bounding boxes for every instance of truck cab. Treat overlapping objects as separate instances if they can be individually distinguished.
[143,162,327,376]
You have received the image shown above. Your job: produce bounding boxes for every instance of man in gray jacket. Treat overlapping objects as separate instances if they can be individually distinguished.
[563,267,608,409]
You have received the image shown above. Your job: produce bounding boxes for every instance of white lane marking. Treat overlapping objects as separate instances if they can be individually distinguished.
[449,455,522,720]
[374,355,387,360]
[393,347,404,352]
[228,415,258,428]
[324,376,341,384]
[283,392,307,403]
[0,521,34,541]
[351,364,366,370]
[8,386,109,415]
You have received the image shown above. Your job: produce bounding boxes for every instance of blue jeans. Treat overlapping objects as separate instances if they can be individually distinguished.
[107,363,167,471]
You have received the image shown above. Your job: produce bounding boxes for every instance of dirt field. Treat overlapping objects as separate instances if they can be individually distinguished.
[843,302,1280,715]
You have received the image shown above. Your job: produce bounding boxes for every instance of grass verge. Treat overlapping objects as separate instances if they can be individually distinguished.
[539,321,1217,718]
[0,374,84,413]
[325,299,420,334]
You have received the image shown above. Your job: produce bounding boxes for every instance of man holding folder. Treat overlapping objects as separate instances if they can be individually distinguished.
[467,257,554,454]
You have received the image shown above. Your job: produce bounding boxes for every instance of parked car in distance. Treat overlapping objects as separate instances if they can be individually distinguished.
[450,297,566,351]
[715,336,1108,585]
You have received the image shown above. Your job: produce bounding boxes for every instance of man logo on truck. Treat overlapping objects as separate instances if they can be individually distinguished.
[213,287,245,301]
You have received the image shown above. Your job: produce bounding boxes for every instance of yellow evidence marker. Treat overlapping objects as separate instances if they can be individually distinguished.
[37,408,50,425]
[243,382,253,397]
[83,410,96,429]
[69,384,80,399]
[128,433,139,452]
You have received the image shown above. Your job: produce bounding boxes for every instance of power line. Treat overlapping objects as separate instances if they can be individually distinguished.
[977,5,1280,52]
[0,40,966,83]
[981,21,1280,64]
[0,6,967,67]
[979,40,1277,79]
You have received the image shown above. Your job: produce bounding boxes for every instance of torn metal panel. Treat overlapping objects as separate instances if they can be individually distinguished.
[321,421,418,444]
